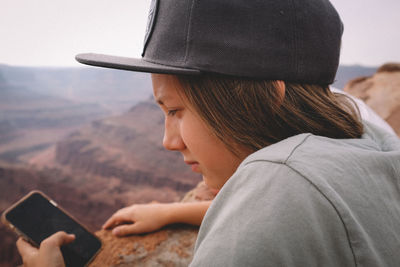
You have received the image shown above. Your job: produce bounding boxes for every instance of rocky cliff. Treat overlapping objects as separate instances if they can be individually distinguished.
[344,63,400,135]
[89,182,215,267]
[53,101,198,190]
[29,99,202,207]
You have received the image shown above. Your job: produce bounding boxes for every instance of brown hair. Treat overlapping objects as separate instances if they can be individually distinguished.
[177,74,363,155]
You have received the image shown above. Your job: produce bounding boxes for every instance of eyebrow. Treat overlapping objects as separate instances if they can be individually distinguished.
[155,93,171,106]
[155,94,165,105]
[154,88,183,107]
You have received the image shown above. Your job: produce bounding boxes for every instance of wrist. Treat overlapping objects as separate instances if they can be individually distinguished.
[163,202,182,225]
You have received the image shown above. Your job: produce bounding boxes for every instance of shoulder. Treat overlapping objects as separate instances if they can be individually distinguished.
[192,130,400,266]
[241,126,400,185]
[192,150,355,266]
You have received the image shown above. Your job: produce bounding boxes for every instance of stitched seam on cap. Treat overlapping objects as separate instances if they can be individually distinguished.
[184,0,196,64]
[142,57,199,72]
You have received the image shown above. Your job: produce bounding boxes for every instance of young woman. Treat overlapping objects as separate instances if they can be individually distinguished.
[17,0,400,266]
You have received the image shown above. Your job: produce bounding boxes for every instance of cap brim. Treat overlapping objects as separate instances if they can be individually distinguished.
[75,53,202,75]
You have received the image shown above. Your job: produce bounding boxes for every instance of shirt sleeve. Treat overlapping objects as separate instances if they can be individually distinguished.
[190,161,356,267]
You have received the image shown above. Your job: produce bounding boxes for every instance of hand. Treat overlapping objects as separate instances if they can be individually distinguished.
[102,203,171,236]
[16,231,75,267]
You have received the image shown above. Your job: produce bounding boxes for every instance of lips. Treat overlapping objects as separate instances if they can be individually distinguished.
[184,160,200,173]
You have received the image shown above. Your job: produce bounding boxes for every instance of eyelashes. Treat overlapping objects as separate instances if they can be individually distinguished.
[167,109,178,116]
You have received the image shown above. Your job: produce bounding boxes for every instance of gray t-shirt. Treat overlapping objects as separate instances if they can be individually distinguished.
[190,122,400,267]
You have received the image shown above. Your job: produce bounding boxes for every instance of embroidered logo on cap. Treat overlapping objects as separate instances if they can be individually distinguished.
[142,0,159,56]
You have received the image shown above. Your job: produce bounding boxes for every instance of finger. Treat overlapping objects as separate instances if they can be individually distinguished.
[112,222,147,236]
[102,214,123,229]
[103,212,133,229]
[16,237,38,259]
[41,231,76,249]
[102,215,119,229]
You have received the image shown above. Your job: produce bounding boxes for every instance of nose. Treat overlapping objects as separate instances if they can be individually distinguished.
[162,119,185,151]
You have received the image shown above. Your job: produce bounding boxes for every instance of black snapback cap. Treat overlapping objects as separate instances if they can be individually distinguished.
[76,0,343,85]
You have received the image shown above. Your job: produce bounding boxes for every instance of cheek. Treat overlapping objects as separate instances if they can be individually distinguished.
[180,115,209,150]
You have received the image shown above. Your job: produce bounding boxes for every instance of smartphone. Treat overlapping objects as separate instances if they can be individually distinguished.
[1,190,102,267]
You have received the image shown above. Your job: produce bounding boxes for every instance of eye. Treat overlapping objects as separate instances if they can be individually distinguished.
[167,109,178,116]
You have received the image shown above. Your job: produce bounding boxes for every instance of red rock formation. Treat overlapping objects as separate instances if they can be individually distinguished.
[92,226,198,267]
[89,182,215,267]
[30,100,202,205]
[344,63,400,135]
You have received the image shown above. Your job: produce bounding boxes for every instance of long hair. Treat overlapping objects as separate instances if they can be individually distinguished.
[177,74,363,155]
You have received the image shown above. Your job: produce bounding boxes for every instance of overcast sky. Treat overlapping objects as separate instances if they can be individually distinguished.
[0,0,399,67]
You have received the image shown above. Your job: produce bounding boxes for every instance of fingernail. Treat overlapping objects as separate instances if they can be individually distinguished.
[112,229,119,236]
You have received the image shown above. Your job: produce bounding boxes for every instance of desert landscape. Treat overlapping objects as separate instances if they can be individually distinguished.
[0,65,201,266]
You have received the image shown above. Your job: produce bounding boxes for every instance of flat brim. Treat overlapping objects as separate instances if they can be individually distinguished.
[75,53,202,75]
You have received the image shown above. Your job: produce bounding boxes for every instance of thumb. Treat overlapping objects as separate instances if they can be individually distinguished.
[41,231,76,249]
[112,223,146,236]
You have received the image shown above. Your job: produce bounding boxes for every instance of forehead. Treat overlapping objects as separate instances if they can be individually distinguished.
[151,74,182,103]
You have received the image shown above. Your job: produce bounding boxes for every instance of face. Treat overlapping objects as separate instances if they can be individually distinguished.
[152,74,246,189]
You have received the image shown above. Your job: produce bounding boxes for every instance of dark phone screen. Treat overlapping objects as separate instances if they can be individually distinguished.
[5,192,101,267]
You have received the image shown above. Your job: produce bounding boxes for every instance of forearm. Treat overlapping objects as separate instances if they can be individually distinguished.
[165,201,211,226]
